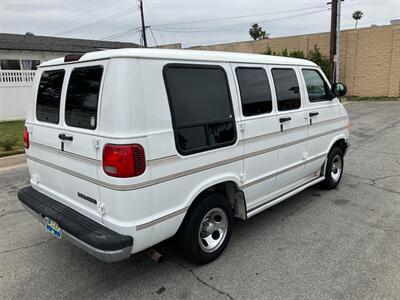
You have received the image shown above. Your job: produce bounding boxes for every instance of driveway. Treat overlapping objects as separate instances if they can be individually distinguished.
[1,101,400,299]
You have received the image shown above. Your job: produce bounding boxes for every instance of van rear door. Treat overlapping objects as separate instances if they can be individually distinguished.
[28,60,108,224]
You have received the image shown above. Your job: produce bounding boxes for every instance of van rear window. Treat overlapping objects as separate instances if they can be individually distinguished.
[36,70,65,124]
[65,66,103,130]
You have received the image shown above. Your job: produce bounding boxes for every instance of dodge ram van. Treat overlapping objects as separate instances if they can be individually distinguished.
[18,49,350,264]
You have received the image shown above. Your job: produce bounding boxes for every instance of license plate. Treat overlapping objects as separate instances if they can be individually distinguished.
[46,218,62,239]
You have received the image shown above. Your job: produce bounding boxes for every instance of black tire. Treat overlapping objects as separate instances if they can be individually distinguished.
[321,146,344,189]
[177,192,233,264]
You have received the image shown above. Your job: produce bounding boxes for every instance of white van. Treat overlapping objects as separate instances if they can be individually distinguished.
[18,49,350,264]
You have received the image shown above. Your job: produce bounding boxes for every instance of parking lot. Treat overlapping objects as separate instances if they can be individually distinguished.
[1,101,399,299]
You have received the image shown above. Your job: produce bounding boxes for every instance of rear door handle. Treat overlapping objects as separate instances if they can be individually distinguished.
[58,133,73,141]
[309,112,319,117]
[279,117,292,123]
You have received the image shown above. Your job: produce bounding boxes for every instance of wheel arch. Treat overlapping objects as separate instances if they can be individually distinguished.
[321,134,348,177]
[182,174,247,223]
[327,134,349,155]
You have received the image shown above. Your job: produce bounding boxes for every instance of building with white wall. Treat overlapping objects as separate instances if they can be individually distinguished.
[0,33,139,121]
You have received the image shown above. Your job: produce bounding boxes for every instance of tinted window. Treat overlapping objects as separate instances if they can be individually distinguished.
[302,69,332,102]
[1,60,21,70]
[164,65,236,155]
[236,68,272,116]
[21,60,41,70]
[178,126,207,151]
[272,68,301,111]
[31,60,41,70]
[36,70,65,124]
[65,66,103,130]
[165,67,232,126]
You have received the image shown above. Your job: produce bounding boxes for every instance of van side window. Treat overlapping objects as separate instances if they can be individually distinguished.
[65,66,103,130]
[164,64,236,155]
[236,67,272,116]
[272,68,301,111]
[302,69,332,102]
[36,69,65,124]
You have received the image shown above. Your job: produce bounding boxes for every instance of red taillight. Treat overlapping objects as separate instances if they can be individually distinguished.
[23,127,29,149]
[102,144,146,178]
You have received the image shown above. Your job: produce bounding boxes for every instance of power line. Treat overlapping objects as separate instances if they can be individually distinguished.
[27,0,99,27]
[102,27,141,40]
[142,0,166,44]
[55,8,139,36]
[149,26,159,47]
[68,0,358,46]
[110,31,141,43]
[151,5,327,29]
[103,31,140,41]
[152,8,330,33]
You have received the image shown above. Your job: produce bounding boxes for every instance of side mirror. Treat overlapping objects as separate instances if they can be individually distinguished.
[331,82,347,97]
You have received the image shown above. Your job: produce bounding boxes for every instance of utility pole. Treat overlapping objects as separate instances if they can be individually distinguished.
[328,0,338,83]
[335,0,342,83]
[328,0,344,83]
[139,0,147,47]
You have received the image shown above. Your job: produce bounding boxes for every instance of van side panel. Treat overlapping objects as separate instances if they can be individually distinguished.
[299,67,348,176]
[141,59,243,247]
[230,63,279,211]
[98,58,154,253]
[304,102,344,175]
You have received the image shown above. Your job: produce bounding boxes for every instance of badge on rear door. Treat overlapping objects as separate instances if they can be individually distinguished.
[77,192,97,204]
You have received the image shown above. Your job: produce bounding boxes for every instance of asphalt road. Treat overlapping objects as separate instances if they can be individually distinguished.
[1,101,400,299]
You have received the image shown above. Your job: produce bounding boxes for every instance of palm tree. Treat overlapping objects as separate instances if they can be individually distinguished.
[352,10,364,29]
[249,23,269,40]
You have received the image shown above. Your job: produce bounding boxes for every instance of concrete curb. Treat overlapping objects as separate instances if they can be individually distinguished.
[0,154,26,170]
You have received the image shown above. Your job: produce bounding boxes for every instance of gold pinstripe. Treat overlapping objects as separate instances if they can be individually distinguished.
[136,207,189,231]
[27,126,347,191]
[135,153,327,229]
[240,153,327,189]
[29,116,348,167]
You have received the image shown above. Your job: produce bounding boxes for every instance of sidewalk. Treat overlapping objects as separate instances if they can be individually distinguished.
[0,153,26,171]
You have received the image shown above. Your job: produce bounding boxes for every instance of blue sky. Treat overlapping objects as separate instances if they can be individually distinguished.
[1,0,399,47]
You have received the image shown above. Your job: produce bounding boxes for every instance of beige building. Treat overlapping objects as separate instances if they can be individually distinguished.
[191,24,400,97]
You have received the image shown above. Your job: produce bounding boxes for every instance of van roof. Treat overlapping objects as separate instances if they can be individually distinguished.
[40,48,318,68]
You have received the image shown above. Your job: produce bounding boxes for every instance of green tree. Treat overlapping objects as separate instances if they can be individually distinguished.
[352,10,364,29]
[264,47,277,55]
[306,45,329,76]
[281,48,289,57]
[289,50,305,59]
[249,23,269,40]
[263,45,329,76]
